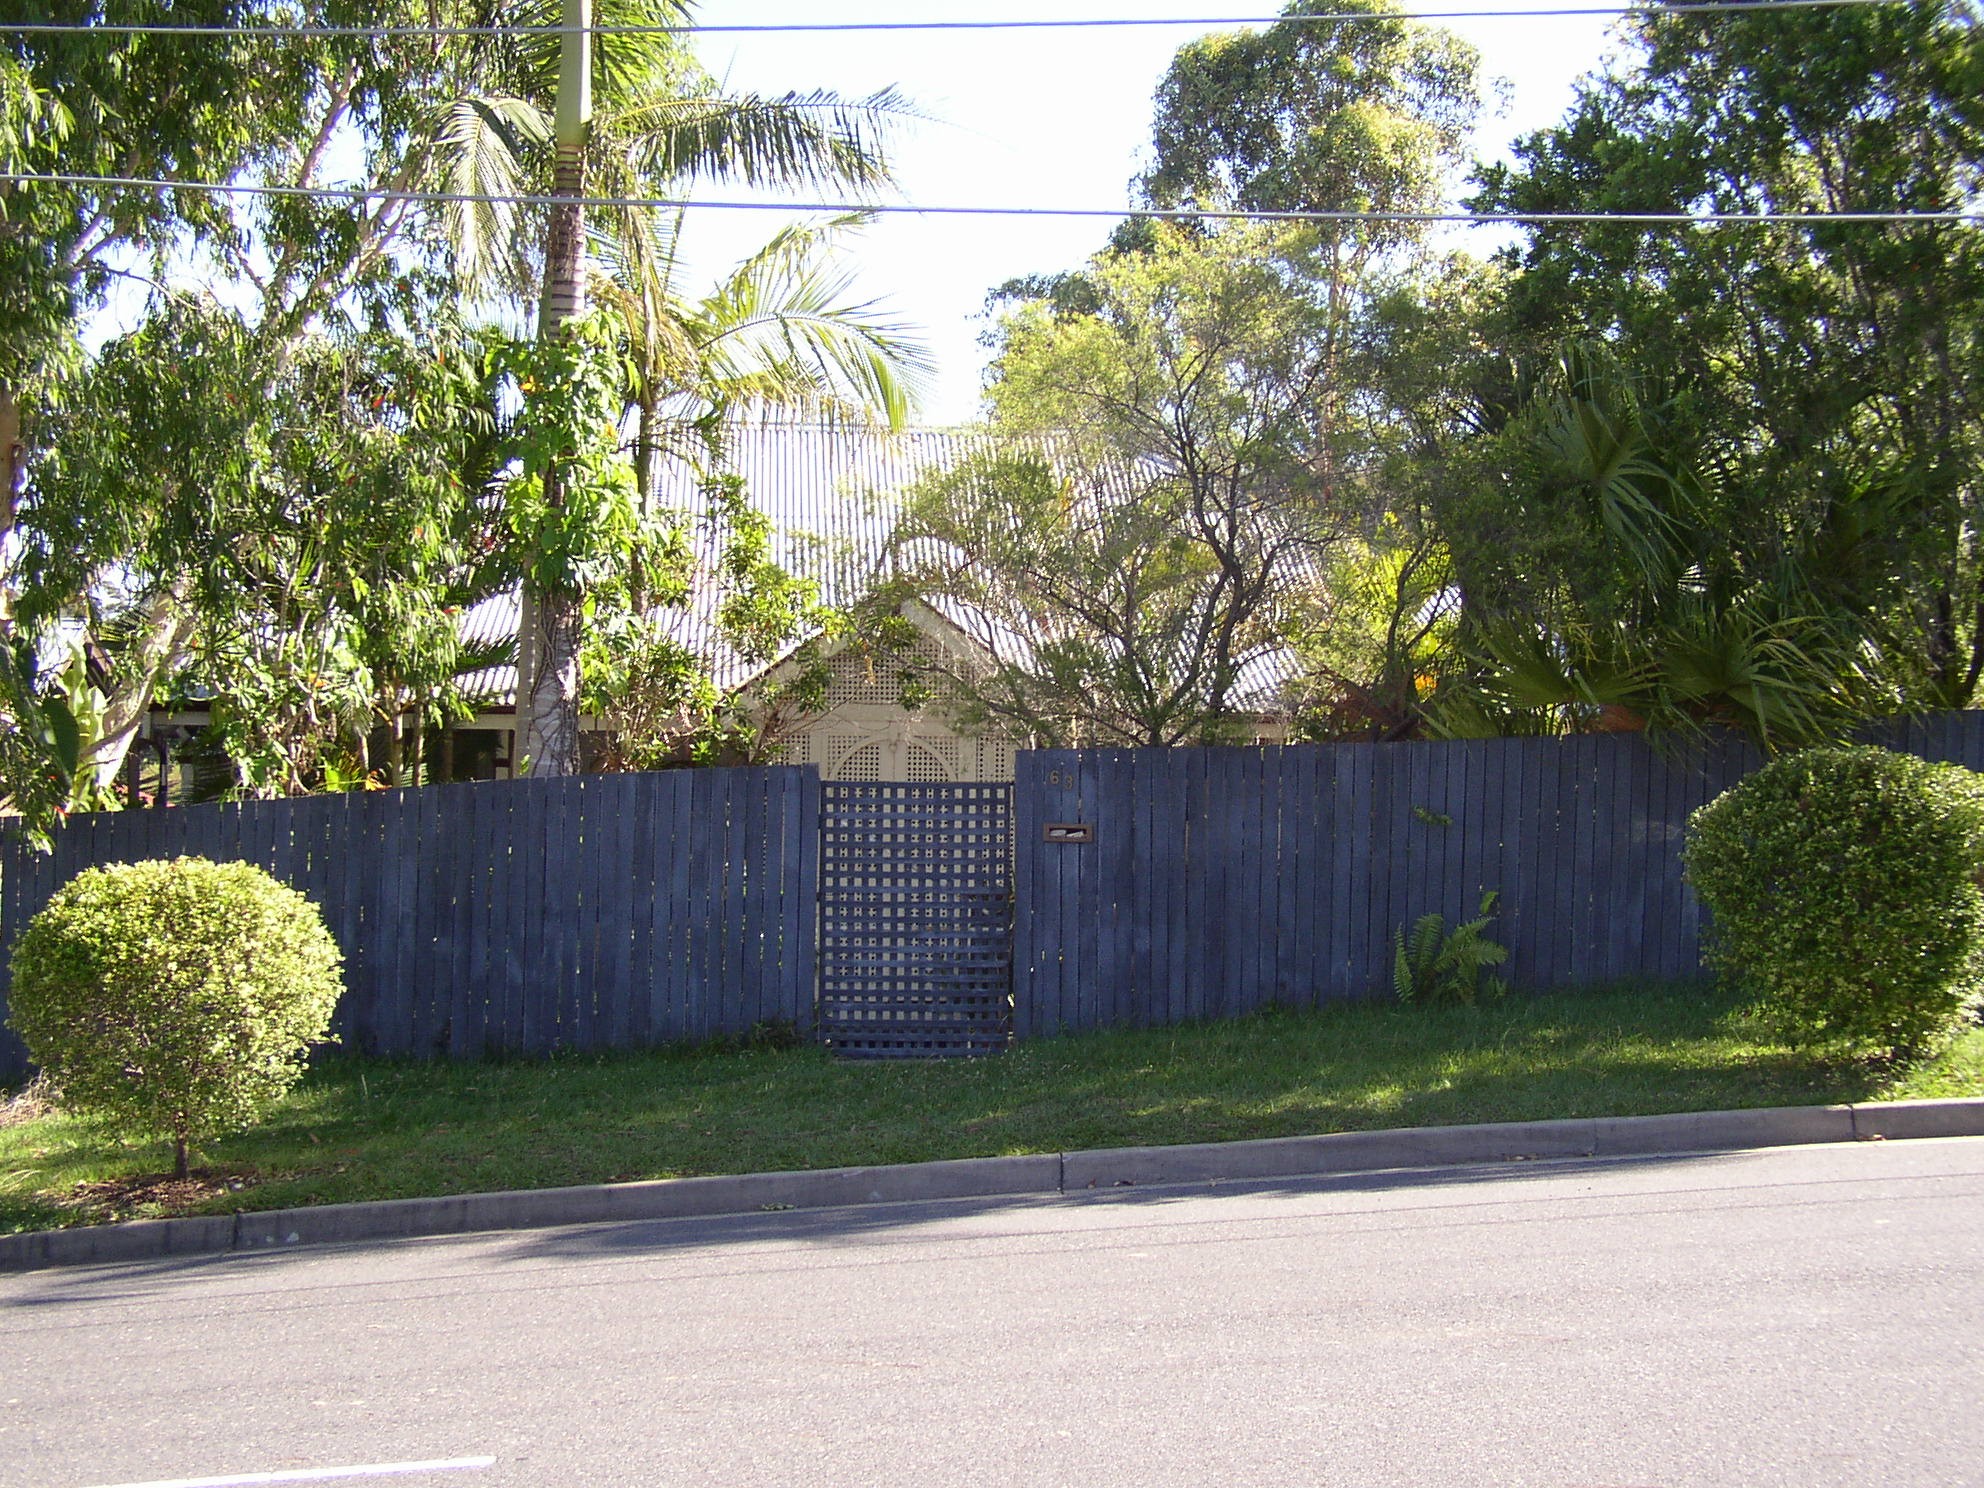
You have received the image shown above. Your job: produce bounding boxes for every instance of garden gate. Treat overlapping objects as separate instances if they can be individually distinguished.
[815,781,1014,1057]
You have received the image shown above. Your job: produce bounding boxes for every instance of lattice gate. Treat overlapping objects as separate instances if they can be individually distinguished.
[816,781,1014,1057]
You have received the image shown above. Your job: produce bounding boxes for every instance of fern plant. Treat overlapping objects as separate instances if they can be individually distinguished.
[1393,892,1510,1006]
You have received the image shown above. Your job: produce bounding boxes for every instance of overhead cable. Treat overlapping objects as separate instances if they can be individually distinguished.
[5,171,1979,225]
[0,0,1932,40]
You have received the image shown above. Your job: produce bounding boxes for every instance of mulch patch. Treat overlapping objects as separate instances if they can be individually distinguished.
[62,1167,260,1222]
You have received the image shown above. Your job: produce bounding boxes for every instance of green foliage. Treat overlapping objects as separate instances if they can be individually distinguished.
[906,223,1347,745]
[0,632,131,840]
[982,8,1492,746]
[628,215,931,432]
[579,472,839,768]
[1144,0,1482,226]
[7,0,918,796]
[495,313,646,599]
[1471,1,1984,713]
[1684,747,1984,1058]
[0,639,79,838]
[1393,892,1508,1006]
[1288,517,1458,740]
[1433,344,1872,752]
[22,297,507,796]
[7,857,345,1176]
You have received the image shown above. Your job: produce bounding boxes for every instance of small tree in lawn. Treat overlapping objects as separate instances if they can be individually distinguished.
[8,857,345,1178]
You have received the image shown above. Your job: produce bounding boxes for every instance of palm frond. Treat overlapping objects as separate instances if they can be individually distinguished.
[689,217,932,426]
[431,93,550,289]
[1546,346,1695,585]
[612,87,916,193]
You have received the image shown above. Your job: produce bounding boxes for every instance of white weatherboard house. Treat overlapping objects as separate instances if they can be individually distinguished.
[451,423,1028,783]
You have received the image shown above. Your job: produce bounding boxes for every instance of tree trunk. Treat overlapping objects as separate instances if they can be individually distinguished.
[0,382,21,632]
[173,1133,189,1181]
[80,586,198,794]
[385,709,405,787]
[513,0,591,776]
[515,585,539,747]
[519,590,583,775]
[636,390,660,507]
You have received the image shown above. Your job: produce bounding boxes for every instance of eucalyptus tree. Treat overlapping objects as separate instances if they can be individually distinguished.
[892,223,1345,746]
[1138,0,1484,509]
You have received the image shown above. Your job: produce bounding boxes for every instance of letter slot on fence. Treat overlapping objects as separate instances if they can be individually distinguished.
[1043,822,1094,844]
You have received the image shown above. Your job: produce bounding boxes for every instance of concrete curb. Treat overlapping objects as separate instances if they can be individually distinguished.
[6,1098,1981,1273]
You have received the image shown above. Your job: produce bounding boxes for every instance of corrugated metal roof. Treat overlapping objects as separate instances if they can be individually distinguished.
[455,421,1298,711]
[655,423,991,610]
[457,424,990,706]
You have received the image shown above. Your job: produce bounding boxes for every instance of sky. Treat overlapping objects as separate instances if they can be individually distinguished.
[677,0,1628,426]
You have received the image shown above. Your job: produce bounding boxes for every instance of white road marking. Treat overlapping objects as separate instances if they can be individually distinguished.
[81,1458,496,1488]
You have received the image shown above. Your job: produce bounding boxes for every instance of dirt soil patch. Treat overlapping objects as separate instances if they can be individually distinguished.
[61,1168,259,1224]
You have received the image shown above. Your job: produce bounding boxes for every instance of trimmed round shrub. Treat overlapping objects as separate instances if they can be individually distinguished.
[1683,746,1984,1057]
[7,856,344,1176]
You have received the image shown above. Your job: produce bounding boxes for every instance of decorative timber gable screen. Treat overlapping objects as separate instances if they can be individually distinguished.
[3,714,1984,1080]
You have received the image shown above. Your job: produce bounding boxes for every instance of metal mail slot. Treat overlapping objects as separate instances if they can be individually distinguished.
[1043,822,1095,844]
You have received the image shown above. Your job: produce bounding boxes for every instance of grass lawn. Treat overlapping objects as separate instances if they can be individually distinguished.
[2,979,1979,1235]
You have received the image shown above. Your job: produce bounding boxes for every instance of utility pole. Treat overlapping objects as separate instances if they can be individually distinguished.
[515,0,591,776]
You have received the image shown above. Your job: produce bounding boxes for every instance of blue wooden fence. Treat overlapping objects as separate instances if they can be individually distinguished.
[5,716,1984,1078]
[0,767,820,1080]
[1012,715,1984,1037]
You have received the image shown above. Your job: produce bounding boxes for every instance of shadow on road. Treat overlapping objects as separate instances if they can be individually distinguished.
[0,1143,1810,1306]
[486,1145,1761,1265]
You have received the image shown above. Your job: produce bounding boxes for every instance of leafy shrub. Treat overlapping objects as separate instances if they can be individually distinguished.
[1394,892,1509,1006]
[7,856,344,1176]
[1684,746,1984,1057]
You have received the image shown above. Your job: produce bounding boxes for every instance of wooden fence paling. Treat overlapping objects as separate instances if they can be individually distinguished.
[1008,716,1984,1035]
[10,719,1984,1080]
[0,767,823,1083]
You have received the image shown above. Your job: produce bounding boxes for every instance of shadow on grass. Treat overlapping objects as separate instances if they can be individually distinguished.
[0,980,1960,1237]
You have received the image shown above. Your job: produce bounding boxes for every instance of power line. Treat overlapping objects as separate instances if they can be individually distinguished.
[0,0,1932,40]
[6,171,1980,225]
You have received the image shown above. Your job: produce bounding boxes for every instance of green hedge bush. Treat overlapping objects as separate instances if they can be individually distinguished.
[1683,746,1984,1057]
[7,856,344,1176]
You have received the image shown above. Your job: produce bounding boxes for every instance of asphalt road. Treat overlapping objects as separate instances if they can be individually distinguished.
[4,1137,1981,1488]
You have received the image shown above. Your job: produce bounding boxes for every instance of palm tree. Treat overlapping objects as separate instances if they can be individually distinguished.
[1450,344,1873,752]
[599,210,930,493]
[428,0,920,772]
